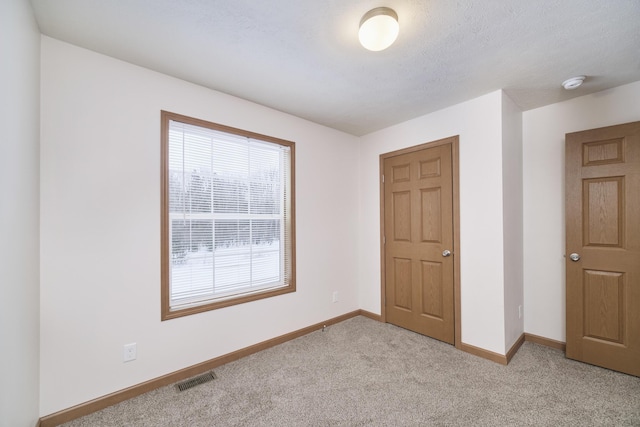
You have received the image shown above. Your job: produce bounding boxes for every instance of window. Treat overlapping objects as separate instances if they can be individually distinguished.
[161,111,295,320]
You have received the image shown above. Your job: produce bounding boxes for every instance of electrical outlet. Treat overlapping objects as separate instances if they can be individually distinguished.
[332,291,339,303]
[123,343,137,362]
[518,305,523,319]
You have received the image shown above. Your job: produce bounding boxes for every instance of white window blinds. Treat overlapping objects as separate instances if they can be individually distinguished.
[167,119,293,310]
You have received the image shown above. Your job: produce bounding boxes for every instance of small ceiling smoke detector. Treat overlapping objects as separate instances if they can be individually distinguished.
[562,76,586,90]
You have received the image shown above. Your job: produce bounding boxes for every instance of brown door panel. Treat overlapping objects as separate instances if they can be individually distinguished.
[384,140,455,345]
[566,121,640,377]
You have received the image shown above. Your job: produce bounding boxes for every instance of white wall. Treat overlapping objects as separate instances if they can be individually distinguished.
[39,37,361,415]
[501,93,524,350]
[358,91,508,354]
[0,0,41,426]
[522,81,640,342]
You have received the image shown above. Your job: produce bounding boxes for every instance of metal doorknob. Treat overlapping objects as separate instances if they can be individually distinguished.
[442,250,451,257]
[569,253,581,262]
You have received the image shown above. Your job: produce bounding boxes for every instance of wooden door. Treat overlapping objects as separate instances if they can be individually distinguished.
[566,121,640,377]
[382,138,456,344]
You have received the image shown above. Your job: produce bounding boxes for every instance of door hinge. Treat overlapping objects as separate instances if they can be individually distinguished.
[382,174,385,183]
[383,236,386,244]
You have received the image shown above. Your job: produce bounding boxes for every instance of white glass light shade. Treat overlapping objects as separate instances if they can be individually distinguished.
[358,7,399,51]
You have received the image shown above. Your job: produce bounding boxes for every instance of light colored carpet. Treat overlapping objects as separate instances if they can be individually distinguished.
[62,316,640,426]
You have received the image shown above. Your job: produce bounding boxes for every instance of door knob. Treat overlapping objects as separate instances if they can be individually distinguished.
[569,253,581,262]
[442,250,451,257]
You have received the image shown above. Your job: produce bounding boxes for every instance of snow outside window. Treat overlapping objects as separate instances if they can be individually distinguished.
[161,111,295,319]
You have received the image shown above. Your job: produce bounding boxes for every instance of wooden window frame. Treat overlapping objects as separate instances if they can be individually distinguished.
[161,111,296,320]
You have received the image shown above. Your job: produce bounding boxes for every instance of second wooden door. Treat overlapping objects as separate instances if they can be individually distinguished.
[566,121,640,377]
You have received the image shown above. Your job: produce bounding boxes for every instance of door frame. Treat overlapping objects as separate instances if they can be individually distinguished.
[379,136,461,348]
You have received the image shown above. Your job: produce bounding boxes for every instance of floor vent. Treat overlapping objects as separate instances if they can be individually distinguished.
[176,371,217,392]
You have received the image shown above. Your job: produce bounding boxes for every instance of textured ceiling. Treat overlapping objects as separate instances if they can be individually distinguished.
[30,0,640,136]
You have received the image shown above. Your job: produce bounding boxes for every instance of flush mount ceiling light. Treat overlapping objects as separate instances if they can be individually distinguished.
[358,7,399,51]
[562,76,586,90]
